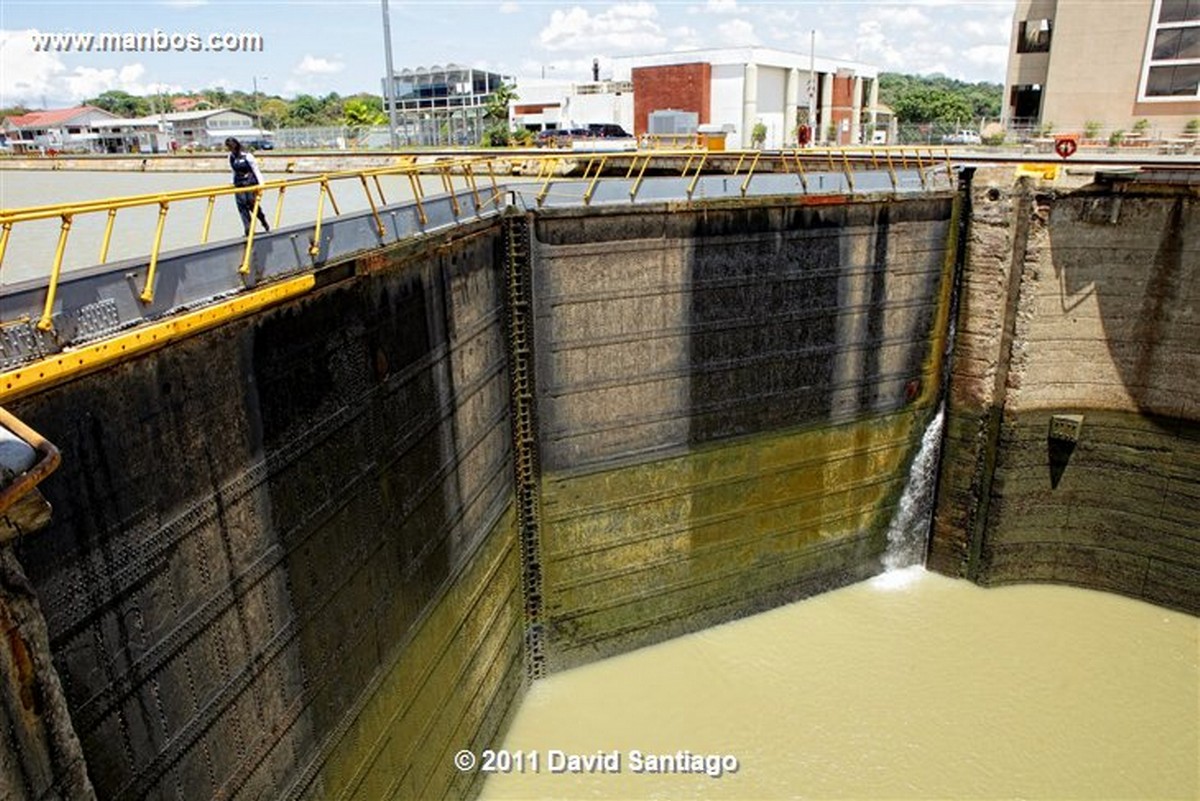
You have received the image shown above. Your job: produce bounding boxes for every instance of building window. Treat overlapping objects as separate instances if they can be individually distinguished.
[1017,19,1053,53]
[1153,25,1200,59]
[1147,64,1200,95]
[1159,0,1200,23]
[1141,0,1200,99]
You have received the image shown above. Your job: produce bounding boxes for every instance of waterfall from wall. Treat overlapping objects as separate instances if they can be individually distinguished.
[883,405,946,571]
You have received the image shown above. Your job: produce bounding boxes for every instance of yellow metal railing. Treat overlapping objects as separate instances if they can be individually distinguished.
[0,156,509,331]
[0,148,953,333]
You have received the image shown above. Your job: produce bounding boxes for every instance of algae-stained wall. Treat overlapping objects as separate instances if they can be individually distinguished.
[930,169,1200,613]
[529,196,959,669]
[7,229,523,800]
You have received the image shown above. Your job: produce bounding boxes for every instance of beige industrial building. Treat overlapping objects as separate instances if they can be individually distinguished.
[1004,0,1200,137]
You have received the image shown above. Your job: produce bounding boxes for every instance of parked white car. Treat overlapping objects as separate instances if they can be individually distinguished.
[942,129,983,145]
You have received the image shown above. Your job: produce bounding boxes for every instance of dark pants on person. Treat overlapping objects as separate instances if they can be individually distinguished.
[235,186,269,235]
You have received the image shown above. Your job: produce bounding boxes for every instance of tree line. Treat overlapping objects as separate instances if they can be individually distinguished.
[877,73,1003,125]
[1,89,386,130]
[1,72,1003,132]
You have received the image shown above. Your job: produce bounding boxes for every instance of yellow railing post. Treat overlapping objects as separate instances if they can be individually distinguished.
[38,214,73,331]
[373,174,388,205]
[272,185,287,229]
[408,173,427,225]
[139,201,170,303]
[624,155,640,180]
[485,159,501,210]
[841,150,855,192]
[583,156,608,204]
[360,175,386,238]
[324,179,341,216]
[309,182,328,258]
[98,208,117,263]
[536,158,561,207]
[629,155,652,201]
[238,191,262,276]
[686,153,707,199]
[442,167,461,216]
[0,222,10,275]
[740,152,761,195]
[199,196,215,244]
[885,150,898,190]
[463,163,483,215]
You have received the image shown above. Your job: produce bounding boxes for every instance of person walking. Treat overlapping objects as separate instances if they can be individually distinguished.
[225,137,270,235]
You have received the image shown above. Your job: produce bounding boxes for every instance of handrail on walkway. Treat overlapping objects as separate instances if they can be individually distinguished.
[0,147,952,334]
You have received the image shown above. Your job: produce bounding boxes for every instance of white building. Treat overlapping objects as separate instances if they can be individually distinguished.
[511,78,635,133]
[92,108,264,153]
[611,47,882,148]
[1,106,119,154]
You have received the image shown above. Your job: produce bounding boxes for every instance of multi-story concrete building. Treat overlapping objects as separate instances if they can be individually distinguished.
[611,47,882,149]
[1004,0,1200,136]
[382,64,511,146]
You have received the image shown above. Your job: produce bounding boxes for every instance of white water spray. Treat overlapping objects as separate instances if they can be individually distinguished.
[883,405,946,572]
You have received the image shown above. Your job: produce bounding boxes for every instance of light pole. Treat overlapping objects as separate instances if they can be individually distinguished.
[381,0,400,149]
[541,64,555,79]
[252,76,268,135]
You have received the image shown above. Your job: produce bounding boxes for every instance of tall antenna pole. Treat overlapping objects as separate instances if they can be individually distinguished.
[809,29,816,141]
[381,0,400,149]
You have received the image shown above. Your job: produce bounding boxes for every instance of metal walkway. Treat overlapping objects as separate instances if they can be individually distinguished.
[0,148,955,401]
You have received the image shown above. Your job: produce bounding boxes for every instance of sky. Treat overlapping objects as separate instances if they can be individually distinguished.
[0,0,1017,108]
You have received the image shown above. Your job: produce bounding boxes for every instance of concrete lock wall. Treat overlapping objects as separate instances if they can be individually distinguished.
[5,170,1197,800]
[6,226,523,801]
[527,196,958,670]
[929,168,1200,613]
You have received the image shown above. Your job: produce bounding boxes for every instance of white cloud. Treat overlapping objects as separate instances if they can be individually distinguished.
[961,43,1008,72]
[499,2,520,13]
[1,29,64,105]
[716,19,760,47]
[539,3,666,53]
[0,29,183,106]
[295,55,344,75]
[699,0,741,14]
[870,7,932,29]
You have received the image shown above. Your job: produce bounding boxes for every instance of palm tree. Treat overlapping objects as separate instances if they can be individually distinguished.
[343,99,386,146]
[482,83,518,146]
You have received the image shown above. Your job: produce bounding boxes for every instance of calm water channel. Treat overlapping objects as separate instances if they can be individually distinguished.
[482,568,1199,800]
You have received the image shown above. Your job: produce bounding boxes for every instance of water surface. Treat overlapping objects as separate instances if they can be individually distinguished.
[482,569,1199,800]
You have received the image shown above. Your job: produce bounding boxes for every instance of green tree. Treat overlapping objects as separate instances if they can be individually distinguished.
[288,94,324,125]
[482,82,518,145]
[891,87,974,124]
[879,73,1001,123]
[343,98,386,144]
[751,120,767,148]
[87,89,151,117]
[258,98,290,129]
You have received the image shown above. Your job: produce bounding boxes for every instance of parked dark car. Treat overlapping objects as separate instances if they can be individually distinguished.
[245,139,275,150]
[536,128,593,147]
[587,123,632,139]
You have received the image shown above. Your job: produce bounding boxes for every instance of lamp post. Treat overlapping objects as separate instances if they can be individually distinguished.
[381,0,400,149]
[541,64,555,79]
[253,76,267,133]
